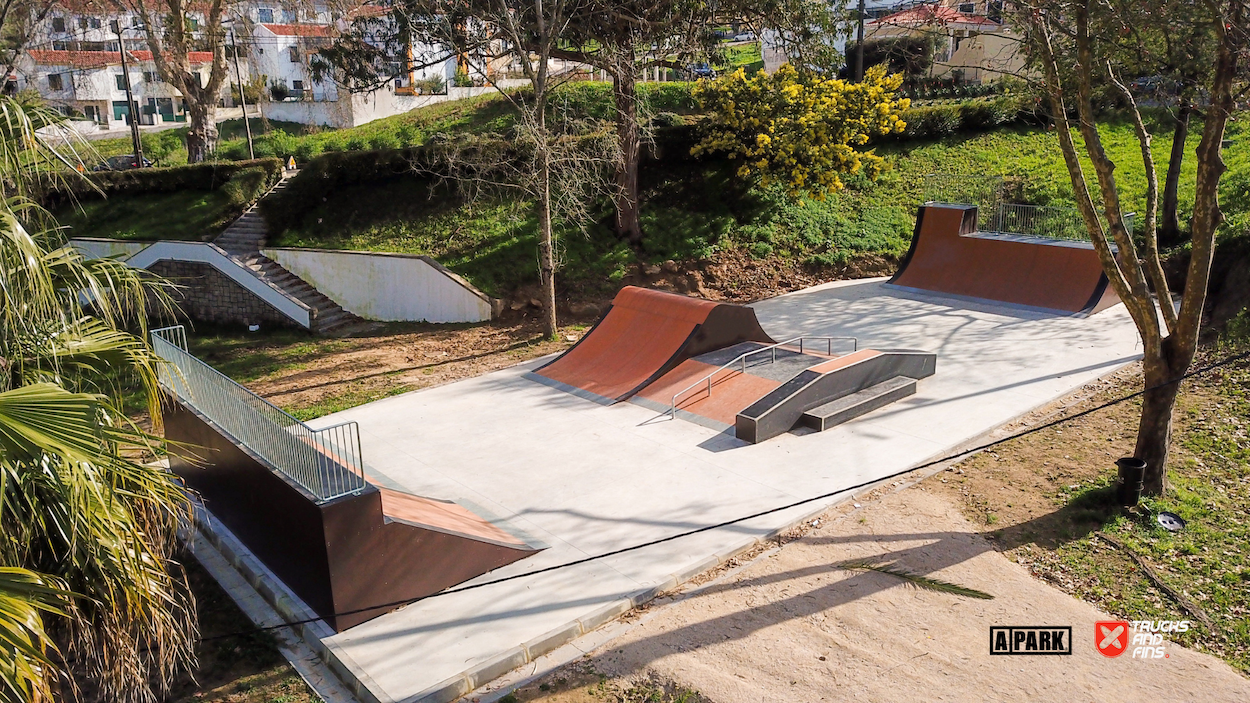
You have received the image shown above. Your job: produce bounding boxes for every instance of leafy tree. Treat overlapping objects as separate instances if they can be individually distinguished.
[693,64,909,198]
[1017,0,1248,494]
[0,98,195,701]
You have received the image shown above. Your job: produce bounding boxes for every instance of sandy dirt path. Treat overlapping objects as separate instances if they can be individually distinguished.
[566,486,1249,702]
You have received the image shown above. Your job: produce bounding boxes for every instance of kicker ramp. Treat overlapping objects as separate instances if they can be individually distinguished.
[532,286,774,403]
[889,204,1119,315]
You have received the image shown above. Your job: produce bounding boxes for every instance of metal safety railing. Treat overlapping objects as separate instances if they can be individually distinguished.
[669,337,858,418]
[988,203,1137,242]
[151,325,366,503]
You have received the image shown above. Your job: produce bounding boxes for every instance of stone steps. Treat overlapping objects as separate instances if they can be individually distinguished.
[215,173,369,335]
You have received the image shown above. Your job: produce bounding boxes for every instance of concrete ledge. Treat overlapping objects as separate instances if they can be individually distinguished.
[577,600,633,634]
[522,621,584,661]
[466,647,530,690]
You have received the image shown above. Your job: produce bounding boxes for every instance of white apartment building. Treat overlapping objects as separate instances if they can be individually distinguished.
[18,2,510,130]
[17,49,228,127]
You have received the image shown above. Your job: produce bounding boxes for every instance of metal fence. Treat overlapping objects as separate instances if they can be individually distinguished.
[152,325,366,503]
[987,203,1136,242]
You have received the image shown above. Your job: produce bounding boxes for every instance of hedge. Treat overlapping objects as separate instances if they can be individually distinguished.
[42,157,284,207]
[887,94,1041,141]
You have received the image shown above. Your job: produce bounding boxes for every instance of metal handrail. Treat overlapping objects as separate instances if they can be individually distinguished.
[669,336,858,418]
[151,325,366,503]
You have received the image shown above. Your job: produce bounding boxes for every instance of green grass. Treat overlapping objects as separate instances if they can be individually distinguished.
[268,105,1248,297]
[717,41,763,74]
[1025,337,1250,674]
[56,188,245,241]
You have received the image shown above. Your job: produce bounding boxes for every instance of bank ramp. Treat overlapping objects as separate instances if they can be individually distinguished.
[530,286,775,403]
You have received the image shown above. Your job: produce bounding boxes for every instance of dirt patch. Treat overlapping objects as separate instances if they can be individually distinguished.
[194,318,580,420]
[503,250,899,320]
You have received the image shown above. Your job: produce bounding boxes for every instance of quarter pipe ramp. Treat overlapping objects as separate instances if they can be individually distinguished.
[889,204,1120,315]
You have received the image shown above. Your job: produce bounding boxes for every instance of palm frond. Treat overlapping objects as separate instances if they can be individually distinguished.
[839,560,995,600]
[0,567,74,703]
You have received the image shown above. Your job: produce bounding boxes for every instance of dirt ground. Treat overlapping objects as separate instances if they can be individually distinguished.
[493,361,1250,703]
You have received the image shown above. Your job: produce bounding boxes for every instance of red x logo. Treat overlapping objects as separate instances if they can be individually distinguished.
[1096,621,1129,657]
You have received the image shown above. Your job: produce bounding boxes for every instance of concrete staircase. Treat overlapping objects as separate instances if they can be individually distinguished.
[215,174,367,336]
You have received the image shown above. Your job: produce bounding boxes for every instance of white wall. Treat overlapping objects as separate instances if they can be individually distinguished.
[70,238,150,260]
[262,248,496,323]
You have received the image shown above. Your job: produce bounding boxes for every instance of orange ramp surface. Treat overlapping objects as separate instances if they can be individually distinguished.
[532,286,774,403]
[889,205,1119,315]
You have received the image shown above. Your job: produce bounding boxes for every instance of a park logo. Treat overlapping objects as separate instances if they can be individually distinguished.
[1095,621,1130,657]
[990,626,1073,655]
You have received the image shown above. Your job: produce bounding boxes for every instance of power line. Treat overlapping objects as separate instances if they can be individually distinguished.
[197,348,1250,644]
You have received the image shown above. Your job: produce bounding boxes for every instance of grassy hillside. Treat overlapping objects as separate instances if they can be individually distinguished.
[269,111,1247,299]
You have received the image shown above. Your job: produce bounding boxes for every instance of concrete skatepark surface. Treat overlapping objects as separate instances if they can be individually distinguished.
[302,278,1143,701]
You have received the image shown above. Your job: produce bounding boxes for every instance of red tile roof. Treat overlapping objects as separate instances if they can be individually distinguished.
[260,23,335,37]
[870,4,1002,27]
[28,49,215,67]
[346,4,389,19]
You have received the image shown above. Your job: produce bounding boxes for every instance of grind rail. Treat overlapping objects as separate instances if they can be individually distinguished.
[151,325,366,503]
[670,337,858,418]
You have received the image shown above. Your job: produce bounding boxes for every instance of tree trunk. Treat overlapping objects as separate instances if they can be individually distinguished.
[612,63,643,244]
[1160,103,1190,245]
[184,101,218,163]
[1134,366,1182,496]
[537,145,558,338]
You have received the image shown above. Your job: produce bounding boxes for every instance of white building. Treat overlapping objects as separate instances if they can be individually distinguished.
[17,49,229,127]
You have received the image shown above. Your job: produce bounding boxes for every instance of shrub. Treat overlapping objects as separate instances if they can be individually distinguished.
[453,69,473,87]
[369,133,401,150]
[218,165,273,209]
[413,75,446,95]
[293,141,321,163]
[344,136,369,151]
[41,158,284,206]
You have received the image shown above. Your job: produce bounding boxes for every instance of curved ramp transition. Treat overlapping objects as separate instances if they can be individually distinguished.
[532,286,774,403]
[889,204,1120,315]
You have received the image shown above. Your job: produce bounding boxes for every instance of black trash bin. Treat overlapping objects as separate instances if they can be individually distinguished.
[1116,457,1147,507]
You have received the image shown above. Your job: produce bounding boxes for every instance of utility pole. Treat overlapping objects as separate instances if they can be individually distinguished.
[229,29,255,159]
[855,0,866,82]
[112,21,144,167]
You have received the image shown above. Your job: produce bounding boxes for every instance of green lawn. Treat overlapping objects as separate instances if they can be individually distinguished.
[57,188,244,242]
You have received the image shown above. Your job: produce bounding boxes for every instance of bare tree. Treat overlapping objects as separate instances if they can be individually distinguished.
[1018,0,1248,494]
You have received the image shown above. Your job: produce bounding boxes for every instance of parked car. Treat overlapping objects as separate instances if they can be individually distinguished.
[92,154,153,171]
[685,63,716,80]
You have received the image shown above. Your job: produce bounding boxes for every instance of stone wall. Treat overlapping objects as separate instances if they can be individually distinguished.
[149,260,300,329]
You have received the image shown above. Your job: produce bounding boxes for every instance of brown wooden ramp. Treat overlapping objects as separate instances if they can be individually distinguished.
[532,286,774,403]
[889,205,1119,315]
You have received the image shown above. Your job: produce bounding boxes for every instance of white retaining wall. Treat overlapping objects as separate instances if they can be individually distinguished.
[70,238,313,329]
[262,247,495,323]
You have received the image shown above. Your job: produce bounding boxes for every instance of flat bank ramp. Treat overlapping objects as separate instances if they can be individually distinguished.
[889,204,1119,315]
[531,286,774,403]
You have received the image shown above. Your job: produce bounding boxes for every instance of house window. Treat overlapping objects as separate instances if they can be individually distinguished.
[395,78,403,90]
[78,17,88,29]
[987,0,1003,21]
[132,16,141,27]
[89,18,101,28]
[282,9,297,22]
[257,8,274,23]
[143,71,156,83]
[52,41,69,50]
[47,73,63,90]
[115,74,127,90]
[958,2,976,13]
[187,18,199,30]
[51,17,65,32]
[289,47,301,63]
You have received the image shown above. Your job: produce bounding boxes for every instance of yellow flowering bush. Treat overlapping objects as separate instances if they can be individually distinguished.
[692,64,909,199]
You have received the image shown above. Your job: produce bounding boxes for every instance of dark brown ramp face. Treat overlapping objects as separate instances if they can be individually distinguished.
[890,205,1120,315]
[534,286,774,402]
